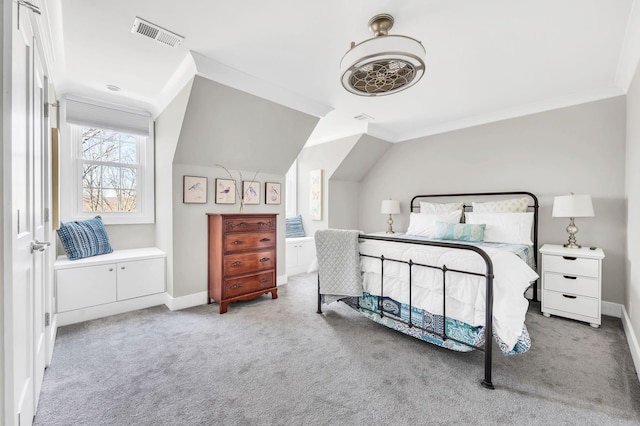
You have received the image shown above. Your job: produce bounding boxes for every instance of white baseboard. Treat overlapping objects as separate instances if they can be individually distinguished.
[622,305,640,382]
[602,300,622,318]
[56,293,166,326]
[164,291,208,311]
[47,316,58,367]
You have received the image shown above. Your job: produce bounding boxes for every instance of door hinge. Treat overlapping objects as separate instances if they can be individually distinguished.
[45,312,50,327]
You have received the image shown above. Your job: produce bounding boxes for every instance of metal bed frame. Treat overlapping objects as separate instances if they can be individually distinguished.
[317,191,539,390]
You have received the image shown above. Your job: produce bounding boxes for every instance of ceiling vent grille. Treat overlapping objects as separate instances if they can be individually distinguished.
[132,17,184,47]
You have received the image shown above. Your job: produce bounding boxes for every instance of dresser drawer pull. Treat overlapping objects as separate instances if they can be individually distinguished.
[259,257,270,262]
[231,240,243,245]
[231,261,243,267]
[257,221,266,226]
[260,238,271,242]
[260,278,270,283]
[231,283,243,289]
[562,294,577,299]
[563,275,577,280]
[562,256,577,261]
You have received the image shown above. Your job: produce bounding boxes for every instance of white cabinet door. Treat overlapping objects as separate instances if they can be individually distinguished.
[297,240,316,267]
[56,264,117,312]
[117,257,166,300]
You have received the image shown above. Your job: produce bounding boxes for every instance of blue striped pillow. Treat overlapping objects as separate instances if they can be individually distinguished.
[285,215,306,238]
[57,215,113,260]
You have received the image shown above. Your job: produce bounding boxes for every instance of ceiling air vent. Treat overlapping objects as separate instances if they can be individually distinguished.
[132,17,184,47]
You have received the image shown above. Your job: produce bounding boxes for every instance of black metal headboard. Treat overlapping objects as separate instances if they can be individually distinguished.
[410,191,540,299]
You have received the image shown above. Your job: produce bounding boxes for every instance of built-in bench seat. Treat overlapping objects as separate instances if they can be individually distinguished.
[54,247,166,326]
[285,236,316,276]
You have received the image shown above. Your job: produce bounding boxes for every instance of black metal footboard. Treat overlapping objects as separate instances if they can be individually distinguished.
[317,234,496,390]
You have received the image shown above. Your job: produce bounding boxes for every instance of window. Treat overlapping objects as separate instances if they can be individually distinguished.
[61,96,154,224]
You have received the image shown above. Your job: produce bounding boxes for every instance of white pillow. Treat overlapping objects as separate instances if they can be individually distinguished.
[420,201,464,214]
[465,212,534,245]
[406,210,462,238]
[471,197,529,213]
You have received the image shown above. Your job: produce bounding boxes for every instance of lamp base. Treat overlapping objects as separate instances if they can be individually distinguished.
[386,214,394,234]
[563,242,582,249]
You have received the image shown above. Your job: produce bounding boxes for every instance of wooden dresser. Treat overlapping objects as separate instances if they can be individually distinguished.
[207,213,278,313]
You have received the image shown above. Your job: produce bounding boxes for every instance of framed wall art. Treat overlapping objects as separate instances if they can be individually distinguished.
[309,169,322,220]
[183,175,207,204]
[215,178,236,204]
[242,181,260,205]
[265,182,281,205]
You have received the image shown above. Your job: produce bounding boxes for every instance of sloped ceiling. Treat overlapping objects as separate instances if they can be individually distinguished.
[331,135,392,181]
[44,0,640,144]
[173,76,319,174]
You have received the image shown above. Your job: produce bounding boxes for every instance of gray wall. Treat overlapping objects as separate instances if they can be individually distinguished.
[158,76,317,298]
[155,78,194,295]
[171,164,286,297]
[626,62,640,351]
[358,96,627,304]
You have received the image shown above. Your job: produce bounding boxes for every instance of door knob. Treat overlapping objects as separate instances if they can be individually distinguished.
[30,240,51,253]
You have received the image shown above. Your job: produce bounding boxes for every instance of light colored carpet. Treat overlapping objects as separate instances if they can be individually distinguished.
[34,273,640,425]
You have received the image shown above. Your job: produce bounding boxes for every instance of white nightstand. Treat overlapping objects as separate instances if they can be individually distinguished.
[540,244,605,328]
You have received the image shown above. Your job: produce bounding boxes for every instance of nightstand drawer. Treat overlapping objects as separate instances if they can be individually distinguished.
[543,254,598,277]
[543,290,599,319]
[543,272,598,298]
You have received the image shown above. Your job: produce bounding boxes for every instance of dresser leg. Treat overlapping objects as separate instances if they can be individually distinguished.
[271,288,278,299]
[219,302,228,314]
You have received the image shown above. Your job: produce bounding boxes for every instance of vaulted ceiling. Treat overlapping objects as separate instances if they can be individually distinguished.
[44,0,640,144]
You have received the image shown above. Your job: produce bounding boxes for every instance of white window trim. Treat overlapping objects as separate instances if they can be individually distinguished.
[285,159,297,218]
[59,96,155,225]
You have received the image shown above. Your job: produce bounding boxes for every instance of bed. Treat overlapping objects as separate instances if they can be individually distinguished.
[315,192,540,389]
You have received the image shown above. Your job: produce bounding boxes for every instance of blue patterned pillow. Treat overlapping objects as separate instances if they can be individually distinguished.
[434,221,485,242]
[285,215,306,238]
[56,216,113,260]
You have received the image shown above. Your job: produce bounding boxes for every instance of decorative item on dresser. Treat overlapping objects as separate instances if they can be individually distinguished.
[540,244,605,328]
[207,213,278,314]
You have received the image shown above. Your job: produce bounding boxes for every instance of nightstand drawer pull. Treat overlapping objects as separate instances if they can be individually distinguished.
[562,256,577,261]
[562,294,577,299]
[563,275,577,280]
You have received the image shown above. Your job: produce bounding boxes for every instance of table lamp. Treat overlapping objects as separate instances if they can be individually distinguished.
[552,194,594,248]
[381,199,400,234]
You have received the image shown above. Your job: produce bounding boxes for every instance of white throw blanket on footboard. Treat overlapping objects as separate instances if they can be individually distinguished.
[315,229,363,299]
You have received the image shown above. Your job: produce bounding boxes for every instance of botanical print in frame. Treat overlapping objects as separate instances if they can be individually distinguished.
[242,180,260,205]
[215,178,236,204]
[309,169,322,220]
[183,175,207,204]
[265,182,281,205]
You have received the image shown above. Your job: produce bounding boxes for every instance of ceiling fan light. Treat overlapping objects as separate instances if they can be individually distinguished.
[340,15,426,96]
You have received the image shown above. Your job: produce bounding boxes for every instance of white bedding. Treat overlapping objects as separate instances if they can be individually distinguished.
[359,238,539,349]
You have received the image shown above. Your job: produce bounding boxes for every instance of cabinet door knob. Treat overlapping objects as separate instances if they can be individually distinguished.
[562,275,577,280]
[121,266,125,270]
[108,268,114,272]
[562,256,577,261]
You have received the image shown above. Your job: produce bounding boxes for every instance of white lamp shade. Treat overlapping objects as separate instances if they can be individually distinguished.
[552,194,594,218]
[381,199,401,215]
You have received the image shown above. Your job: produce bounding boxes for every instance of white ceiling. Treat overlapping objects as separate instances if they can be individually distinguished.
[44,0,640,144]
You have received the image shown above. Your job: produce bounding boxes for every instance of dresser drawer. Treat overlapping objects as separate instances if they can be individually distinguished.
[543,290,599,319]
[543,272,598,298]
[224,232,276,253]
[224,250,276,276]
[224,217,276,233]
[223,271,275,298]
[543,254,598,277]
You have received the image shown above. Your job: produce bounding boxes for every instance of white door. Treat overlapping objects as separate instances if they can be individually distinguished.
[9,3,48,425]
